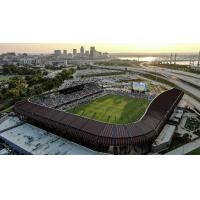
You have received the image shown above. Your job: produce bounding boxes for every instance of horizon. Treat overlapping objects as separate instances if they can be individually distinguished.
[1,0,200,55]
[0,43,200,55]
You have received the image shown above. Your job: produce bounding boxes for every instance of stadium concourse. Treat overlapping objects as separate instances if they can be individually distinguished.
[14,81,184,154]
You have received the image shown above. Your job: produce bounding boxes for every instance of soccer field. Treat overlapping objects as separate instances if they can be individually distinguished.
[68,94,149,124]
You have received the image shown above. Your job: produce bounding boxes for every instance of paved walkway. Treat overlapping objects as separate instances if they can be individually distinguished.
[165,138,200,155]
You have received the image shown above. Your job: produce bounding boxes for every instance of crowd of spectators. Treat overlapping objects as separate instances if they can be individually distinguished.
[30,82,103,108]
[105,88,155,102]
[60,92,105,111]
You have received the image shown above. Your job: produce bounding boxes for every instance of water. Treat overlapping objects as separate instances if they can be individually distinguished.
[118,56,156,62]
[118,56,199,67]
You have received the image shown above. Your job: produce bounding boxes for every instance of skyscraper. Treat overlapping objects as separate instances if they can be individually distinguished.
[80,46,84,57]
[85,50,89,58]
[73,49,77,57]
[63,50,67,55]
[89,46,95,59]
[54,50,61,56]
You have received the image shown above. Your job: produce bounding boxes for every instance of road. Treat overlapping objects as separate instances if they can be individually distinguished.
[46,70,62,78]
[138,64,200,87]
[166,138,200,155]
[93,63,200,110]
[125,64,200,109]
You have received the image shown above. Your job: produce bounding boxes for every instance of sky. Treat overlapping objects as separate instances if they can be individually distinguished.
[0,0,200,53]
[0,43,200,54]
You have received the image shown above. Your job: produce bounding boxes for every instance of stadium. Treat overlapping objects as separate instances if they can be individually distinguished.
[14,82,184,154]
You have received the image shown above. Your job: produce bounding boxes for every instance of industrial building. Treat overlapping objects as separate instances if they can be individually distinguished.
[0,116,101,155]
[152,124,176,153]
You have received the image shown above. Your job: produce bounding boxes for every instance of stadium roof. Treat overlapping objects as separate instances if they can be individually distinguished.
[14,88,184,147]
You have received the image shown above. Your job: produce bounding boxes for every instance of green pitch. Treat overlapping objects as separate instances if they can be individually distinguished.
[68,94,149,124]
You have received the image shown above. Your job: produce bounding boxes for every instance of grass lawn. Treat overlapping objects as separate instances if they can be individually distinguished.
[0,99,14,113]
[0,75,12,81]
[68,94,149,124]
[0,105,14,113]
[187,147,200,155]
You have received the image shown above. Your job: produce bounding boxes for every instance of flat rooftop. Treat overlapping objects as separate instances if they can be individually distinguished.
[0,116,21,132]
[152,124,176,147]
[0,117,102,155]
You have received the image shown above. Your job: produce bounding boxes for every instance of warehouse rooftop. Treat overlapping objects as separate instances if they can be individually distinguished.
[0,117,102,155]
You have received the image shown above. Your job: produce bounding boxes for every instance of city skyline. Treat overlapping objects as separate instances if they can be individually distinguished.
[0,43,200,54]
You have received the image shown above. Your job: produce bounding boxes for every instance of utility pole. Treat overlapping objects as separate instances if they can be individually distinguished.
[170,53,172,65]
[189,59,191,67]
[174,53,176,65]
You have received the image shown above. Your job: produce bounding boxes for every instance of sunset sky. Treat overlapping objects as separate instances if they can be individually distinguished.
[0,0,200,53]
[0,43,200,54]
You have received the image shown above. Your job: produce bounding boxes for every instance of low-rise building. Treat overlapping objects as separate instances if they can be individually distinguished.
[152,124,176,153]
[169,107,184,125]
[48,60,68,67]
[0,117,102,155]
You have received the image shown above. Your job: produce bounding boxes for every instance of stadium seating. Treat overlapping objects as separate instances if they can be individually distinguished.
[30,82,103,109]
